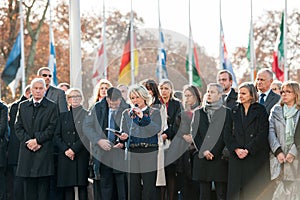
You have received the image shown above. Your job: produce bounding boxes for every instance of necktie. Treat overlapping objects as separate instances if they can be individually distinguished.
[108,110,116,143]
[222,94,227,102]
[34,102,40,107]
[260,93,266,104]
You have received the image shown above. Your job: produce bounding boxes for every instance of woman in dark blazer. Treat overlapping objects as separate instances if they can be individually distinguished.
[158,79,182,200]
[55,88,89,200]
[224,82,270,200]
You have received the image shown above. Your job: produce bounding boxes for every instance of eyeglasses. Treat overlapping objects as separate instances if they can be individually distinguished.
[280,90,293,95]
[68,95,82,99]
[41,74,52,78]
[184,94,194,98]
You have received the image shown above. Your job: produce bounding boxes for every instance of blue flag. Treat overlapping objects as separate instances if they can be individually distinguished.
[220,20,238,88]
[156,30,168,80]
[48,28,58,85]
[1,33,21,85]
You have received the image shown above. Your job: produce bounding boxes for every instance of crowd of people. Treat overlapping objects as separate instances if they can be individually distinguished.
[0,67,300,200]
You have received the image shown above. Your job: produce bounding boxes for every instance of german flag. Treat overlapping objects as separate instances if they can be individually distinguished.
[118,26,138,85]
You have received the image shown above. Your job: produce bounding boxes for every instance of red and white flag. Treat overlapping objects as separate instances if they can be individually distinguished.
[92,40,107,86]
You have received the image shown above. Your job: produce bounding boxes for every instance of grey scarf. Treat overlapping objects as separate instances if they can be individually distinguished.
[203,99,223,123]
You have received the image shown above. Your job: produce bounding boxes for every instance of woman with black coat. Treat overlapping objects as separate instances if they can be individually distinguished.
[55,88,89,200]
[224,82,270,200]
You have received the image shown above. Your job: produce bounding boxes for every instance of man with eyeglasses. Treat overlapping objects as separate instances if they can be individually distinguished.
[217,69,237,109]
[255,68,280,115]
[37,67,68,200]
[37,67,68,113]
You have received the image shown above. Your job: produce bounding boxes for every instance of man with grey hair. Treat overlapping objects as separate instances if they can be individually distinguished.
[15,78,59,200]
[255,68,280,115]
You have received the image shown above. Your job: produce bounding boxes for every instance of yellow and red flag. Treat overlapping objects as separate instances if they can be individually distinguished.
[118,27,138,85]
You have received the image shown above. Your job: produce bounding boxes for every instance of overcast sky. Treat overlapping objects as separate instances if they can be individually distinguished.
[79,0,299,58]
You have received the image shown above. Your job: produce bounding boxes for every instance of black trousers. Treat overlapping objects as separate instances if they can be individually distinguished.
[199,181,227,200]
[128,147,157,200]
[100,164,127,200]
[0,167,6,200]
[23,176,50,200]
[6,165,24,200]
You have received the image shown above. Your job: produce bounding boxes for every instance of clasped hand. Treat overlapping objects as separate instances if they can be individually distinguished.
[26,138,41,152]
[277,152,294,164]
[235,148,248,159]
[203,150,214,160]
[65,148,75,160]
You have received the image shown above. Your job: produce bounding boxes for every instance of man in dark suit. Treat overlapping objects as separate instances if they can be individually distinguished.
[37,67,68,113]
[256,68,281,115]
[0,100,8,200]
[217,69,237,109]
[84,87,129,200]
[15,78,59,200]
[37,67,68,200]
[6,85,30,200]
[255,68,280,199]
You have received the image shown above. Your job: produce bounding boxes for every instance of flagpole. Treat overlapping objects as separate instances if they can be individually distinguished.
[158,0,162,83]
[102,0,107,79]
[20,0,25,93]
[250,0,255,82]
[130,0,135,85]
[284,0,288,81]
[69,0,82,89]
[219,0,222,69]
[188,0,193,85]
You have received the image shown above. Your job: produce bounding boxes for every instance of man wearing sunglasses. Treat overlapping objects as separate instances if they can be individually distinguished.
[37,67,68,113]
[37,67,68,200]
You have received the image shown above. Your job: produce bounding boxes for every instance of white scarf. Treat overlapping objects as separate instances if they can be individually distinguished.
[283,104,298,146]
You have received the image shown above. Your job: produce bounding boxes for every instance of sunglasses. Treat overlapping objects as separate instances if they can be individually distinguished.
[41,74,52,78]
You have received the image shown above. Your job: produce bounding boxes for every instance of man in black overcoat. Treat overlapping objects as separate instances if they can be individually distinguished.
[37,67,68,200]
[15,78,59,200]
[0,100,8,200]
[6,85,30,200]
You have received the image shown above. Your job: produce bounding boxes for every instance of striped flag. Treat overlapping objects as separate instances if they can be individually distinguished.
[1,33,22,98]
[92,38,107,86]
[48,27,58,85]
[186,38,202,87]
[220,20,238,88]
[156,29,168,80]
[272,12,284,82]
[118,26,138,85]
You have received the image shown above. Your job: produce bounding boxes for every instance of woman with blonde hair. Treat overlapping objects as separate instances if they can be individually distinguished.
[55,88,89,200]
[90,79,112,107]
[269,81,300,199]
[158,79,182,200]
[119,84,162,200]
